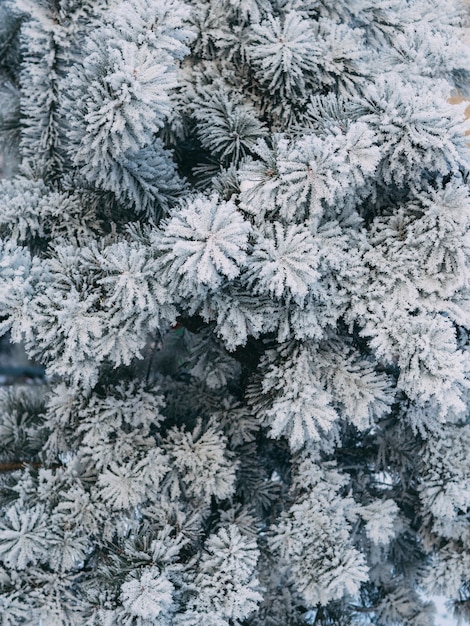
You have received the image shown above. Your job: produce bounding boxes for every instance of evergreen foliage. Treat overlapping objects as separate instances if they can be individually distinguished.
[0,0,469,624]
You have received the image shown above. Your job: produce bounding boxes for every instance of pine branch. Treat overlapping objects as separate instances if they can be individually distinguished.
[0,460,61,472]
[0,460,38,472]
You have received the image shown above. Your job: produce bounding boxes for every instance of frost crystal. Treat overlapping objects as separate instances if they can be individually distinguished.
[121,567,175,619]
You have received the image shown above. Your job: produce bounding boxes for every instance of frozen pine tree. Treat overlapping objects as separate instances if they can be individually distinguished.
[0,0,469,624]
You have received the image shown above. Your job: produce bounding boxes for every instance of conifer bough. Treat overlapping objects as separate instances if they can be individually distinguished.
[0,0,469,624]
